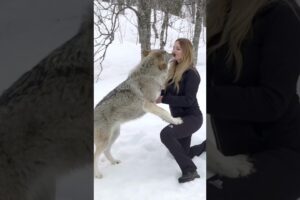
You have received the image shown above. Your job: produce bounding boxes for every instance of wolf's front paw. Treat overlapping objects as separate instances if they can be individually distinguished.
[111,159,121,165]
[219,155,255,178]
[172,117,183,125]
[94,169,103,179]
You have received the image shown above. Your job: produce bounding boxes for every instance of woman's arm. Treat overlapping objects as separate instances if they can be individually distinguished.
[162,70,200,107]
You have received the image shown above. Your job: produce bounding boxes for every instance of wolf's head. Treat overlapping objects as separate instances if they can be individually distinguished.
[129,49,172,80]
[142,49,172,71]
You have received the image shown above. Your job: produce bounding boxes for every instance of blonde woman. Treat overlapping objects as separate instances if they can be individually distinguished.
[207,0,300,199]
[156,38,203,183]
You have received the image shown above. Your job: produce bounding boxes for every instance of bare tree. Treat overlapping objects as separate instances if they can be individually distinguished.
[125,0,137,6]
[202,0,206,27]
[94,0,153,66]
[137,0,151,57]
[192,0,205,64]
[117,0,125,14]
[159,12,169,49]
[94,1,121,80]
[152,8,159,40]
[190,0,196,23]
[161,0,184,16]
[94,0,206,79]
[157,0,184,49]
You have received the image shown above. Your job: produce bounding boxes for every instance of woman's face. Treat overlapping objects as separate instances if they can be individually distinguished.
[172,41,183,63]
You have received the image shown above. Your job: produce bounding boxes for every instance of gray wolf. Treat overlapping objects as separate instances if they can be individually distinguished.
[94,50,183,178]
[0,16,93,199]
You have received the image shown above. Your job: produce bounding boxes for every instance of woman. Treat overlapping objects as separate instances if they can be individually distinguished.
[207,0,300,199]
[156,38,203,183]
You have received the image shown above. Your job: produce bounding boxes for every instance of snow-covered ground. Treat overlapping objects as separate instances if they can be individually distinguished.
[94,6,206,200]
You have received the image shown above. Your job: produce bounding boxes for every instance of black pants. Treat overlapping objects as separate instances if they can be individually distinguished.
[190,140,206,158]
[207,148,300,200]
[160,114,202,174]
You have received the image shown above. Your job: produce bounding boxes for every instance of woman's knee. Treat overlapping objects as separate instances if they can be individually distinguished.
[160,127,173,143]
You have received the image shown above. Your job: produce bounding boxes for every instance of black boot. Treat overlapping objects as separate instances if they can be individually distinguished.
[178,171,200,183]
[189,140,206,158]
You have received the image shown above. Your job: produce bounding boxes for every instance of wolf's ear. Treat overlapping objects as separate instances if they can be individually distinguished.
[142,50,150,57]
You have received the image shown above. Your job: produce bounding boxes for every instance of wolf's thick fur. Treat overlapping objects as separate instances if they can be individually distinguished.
[94,50,183,178]
[0,17,93,199]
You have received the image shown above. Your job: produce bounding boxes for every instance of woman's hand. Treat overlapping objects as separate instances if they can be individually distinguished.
[155,96,163,104]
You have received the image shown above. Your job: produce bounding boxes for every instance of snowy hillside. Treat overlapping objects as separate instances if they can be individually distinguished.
[94,5,206,200]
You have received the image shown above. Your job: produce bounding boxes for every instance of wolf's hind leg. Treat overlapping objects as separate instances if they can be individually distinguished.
[143,101,183,125]
[94,131,109,178]
[104,126,121,165]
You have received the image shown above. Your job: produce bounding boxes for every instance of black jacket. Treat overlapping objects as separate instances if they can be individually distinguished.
[207,2,300,155]
[162,68,202,117]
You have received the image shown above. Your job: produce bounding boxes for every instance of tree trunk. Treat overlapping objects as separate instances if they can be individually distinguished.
[161,0,183,16]
[117,0,125,14]
[202,0,206,27]
[137,0,151,58]
[126,0,136,6]
[192,0,203,64]
[152,9,159,39]
[191,0,196,24]
[160,12,169,50]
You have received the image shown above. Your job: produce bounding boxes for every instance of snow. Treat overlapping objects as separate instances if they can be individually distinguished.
[94,6,206,200]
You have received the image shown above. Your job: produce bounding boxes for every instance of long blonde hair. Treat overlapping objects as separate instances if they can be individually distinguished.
[207,0,274,81]
[166,38,195,93]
